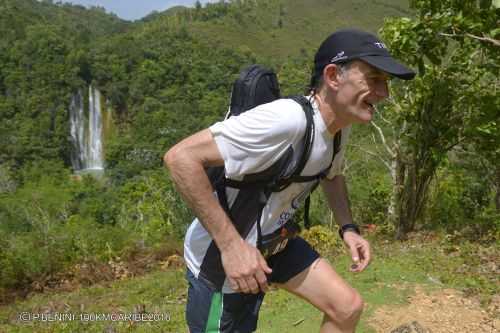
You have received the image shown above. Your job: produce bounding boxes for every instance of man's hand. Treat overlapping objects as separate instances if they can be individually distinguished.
[220,238,272,294]
[343,232,371,272]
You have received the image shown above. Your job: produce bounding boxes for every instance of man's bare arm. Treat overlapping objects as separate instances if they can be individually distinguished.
[164,129,271,293]
[321,175,371,272]
[321,175,354,227]
[164,129,238,249]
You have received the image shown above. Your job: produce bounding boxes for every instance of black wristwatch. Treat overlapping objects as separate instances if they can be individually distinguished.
[339,223,361,240]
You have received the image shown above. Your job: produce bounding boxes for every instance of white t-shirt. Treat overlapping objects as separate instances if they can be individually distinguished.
[184,97,351,292]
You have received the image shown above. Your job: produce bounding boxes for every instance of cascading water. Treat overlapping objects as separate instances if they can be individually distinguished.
[87,86,104,170]
[69,90,86,170]
[69,85,105,173]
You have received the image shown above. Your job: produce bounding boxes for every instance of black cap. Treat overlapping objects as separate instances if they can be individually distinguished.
[313,29,415,82]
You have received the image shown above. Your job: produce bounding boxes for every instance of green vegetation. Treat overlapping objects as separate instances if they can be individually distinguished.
[379,0,499,238]
[0,233,496,332]
[165,0,411,60]
[0,2,498,328]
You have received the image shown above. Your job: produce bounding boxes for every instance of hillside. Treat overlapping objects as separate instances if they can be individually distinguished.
[139,5,190,23]
[0,0,129,43]
[138,0,411,61]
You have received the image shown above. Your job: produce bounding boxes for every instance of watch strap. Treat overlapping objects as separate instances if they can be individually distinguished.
[339,223,361,239]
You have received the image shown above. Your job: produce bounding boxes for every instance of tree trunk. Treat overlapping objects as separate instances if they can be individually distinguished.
[387,157,397,219]
[495,166,500,212]
[391,152,406,238]
[395,154,436,240]
[396,163,415,240]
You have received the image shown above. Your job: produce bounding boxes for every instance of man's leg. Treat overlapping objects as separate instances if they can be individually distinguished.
[185,269,264,333]
[275,258,363,333]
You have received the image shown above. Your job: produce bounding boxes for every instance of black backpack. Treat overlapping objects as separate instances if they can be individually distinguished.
[203,65,340,286]
[207,64,317,193]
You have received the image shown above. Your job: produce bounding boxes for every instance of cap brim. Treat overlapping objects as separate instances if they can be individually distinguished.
[360,55,416,80]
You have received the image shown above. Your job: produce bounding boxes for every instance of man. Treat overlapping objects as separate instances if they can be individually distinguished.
[165,29,415,333]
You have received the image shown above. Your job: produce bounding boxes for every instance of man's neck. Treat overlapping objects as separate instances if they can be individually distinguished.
[314,91,348,135]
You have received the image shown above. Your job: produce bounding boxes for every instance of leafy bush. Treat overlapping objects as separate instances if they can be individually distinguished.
[301,225,342,256]
[0,163,17,194]
[114,171,174,243]
[356,179,391,226]
[0,214,135,291]
[427,165,498,239]
[0,173,73,234]
[0,166,187,292]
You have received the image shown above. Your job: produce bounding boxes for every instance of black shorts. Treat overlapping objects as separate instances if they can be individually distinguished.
[185,237,319,333]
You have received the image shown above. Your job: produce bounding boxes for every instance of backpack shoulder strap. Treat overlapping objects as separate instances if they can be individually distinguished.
[290,129,342,183]
[224,95,315,192]
[288,95,315,179]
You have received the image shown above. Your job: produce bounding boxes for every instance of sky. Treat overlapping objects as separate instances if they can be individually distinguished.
[58,0,220,21]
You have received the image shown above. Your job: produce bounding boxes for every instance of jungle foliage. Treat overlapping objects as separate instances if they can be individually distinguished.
[380,0,499,238]
[0,0,498,299]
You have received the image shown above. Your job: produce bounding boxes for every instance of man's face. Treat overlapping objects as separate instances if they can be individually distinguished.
[334,60,390,124]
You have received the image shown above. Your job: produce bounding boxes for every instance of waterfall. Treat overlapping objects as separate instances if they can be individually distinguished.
[88,86,104,170]
[69,85,105,172]
[69,90,86,170]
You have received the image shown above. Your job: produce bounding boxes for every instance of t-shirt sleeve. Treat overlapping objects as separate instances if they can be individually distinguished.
[209,100,305,180]
[326,125,351,179]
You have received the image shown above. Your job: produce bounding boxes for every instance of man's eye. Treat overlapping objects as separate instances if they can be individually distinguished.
[370,77,388,84]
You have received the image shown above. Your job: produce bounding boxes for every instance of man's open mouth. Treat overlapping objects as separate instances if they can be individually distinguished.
[364,101,375,112]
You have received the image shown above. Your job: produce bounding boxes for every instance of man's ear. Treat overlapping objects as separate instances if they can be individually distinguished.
[323,64,342,91]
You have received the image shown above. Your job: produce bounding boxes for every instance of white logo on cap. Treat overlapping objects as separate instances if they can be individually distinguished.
[330,51,347,63]
[374,42,387,49]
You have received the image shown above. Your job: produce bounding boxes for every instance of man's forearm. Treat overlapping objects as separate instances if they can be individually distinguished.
[321,175,354,227]
[165,130,272,293]
[164,133,241,251]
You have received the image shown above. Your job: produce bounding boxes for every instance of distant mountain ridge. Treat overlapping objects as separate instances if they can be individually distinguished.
[0,0,130,42]
[133,0,411,60]
[140,5,190,22]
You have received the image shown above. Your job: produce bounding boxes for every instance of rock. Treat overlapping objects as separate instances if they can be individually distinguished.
[390,321,430,333]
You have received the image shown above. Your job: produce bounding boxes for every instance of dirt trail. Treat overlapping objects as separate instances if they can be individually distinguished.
[368,286,499,333]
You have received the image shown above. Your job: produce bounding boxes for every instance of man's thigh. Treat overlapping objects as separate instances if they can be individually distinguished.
[274,258,360,316]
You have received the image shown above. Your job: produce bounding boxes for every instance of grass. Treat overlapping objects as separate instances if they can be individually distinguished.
[256,245,427,333]
[0,232,497,332]
[0,269,186,333]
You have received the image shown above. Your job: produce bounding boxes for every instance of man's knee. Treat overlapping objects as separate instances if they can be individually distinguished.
[324,289,364,324]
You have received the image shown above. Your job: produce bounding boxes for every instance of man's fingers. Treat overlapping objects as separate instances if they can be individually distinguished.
[362,242,371,263]
[351,242,371,272]
[222,243,273,293]
[229,278,239,291]
[342,233,373,273]
[348,243,360,263]
[344,235,371,272]
[255,270,269,293]
[245,277,260,294]
[237,279,251,294]
[259,254,273,274]
[359,244,371,270]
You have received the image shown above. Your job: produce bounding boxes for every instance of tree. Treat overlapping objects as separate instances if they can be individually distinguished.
[379,0,499,238]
